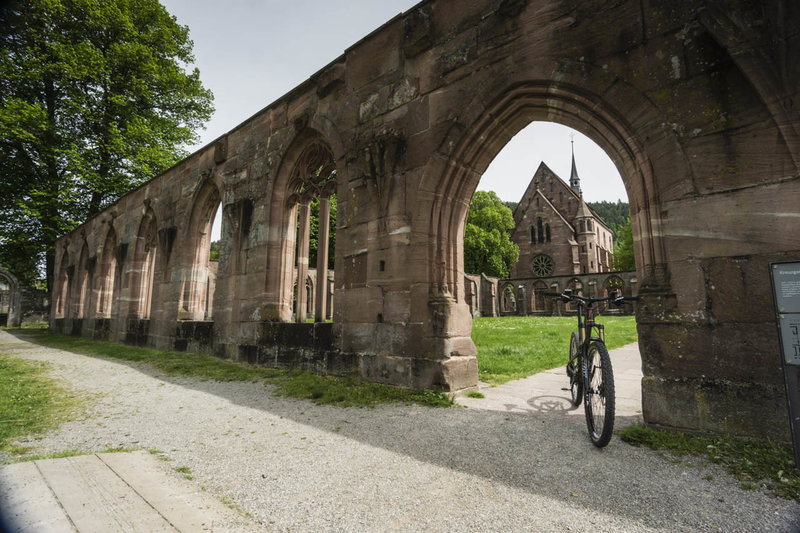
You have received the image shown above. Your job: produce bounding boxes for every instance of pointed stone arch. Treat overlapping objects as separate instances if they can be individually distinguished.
[131,207,158,319]
[263,126,340,322]
[179,178,221,320]
[0,266,21,327]
[96,227,118,318]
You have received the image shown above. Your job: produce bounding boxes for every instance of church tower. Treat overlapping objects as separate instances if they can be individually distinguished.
[569,136,582,196]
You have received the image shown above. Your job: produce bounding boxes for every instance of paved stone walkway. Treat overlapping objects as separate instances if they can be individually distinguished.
[457,342,643,423]
[0,450,260,532]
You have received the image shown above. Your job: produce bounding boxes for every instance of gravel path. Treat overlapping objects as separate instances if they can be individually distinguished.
[2,329,799,532]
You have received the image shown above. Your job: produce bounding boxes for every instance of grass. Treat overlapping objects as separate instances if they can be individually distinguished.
[471,315,638,385]
[466,391,485,399]
[174,465,193,480]
[0,353,82,455]
[14,329,454,408]
[620,424,800,501]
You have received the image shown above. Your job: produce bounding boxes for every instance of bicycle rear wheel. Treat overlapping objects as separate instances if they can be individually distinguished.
[584,341,615,447]
[566,331,582,406]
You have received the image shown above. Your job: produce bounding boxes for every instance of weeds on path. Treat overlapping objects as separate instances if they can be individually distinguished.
[620,424,800,501]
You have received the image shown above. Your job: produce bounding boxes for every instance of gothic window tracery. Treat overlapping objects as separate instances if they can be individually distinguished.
[286,141,336,323]
[531,254,554,277]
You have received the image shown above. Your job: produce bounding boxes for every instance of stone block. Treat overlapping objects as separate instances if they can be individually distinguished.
[642,375,790,443]
[638,321,783,386]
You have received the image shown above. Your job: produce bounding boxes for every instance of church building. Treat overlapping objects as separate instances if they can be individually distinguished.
[509,145,615,279]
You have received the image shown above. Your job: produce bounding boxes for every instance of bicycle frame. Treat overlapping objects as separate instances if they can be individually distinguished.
[576,301,604,406]
[544,288,637,447]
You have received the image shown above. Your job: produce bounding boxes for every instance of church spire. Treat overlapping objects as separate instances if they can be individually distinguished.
[569,133,582,196]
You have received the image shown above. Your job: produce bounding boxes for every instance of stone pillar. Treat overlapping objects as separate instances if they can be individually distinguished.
[295,200,311,323]
[517,285,527,316]
[315,196,331,322]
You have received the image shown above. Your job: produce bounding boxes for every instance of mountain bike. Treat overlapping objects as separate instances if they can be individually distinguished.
[543,289,637,447]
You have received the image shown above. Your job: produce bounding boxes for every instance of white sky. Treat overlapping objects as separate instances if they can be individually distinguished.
[160,1,628,239]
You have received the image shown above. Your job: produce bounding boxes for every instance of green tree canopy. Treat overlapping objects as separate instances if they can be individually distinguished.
[464,191,519,278]
[587,200,630,239]
[309,195,336,271]
[613,216,636,271]
[0,0,214,288]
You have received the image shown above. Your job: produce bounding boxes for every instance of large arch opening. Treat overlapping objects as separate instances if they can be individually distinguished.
[96,227,118,318]
[131,208,158,319]
[72,242,91,319]
[180,180,221,321]
[265,131,339,324]
[428,82,669,397]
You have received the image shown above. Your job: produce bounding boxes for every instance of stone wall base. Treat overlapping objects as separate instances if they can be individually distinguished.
[642,376,790,442]
[50,318,478,392]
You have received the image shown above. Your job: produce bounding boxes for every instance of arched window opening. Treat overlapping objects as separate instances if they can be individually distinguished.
[97,229,117,318]
[530,225,536,243]
[545,224,551,242]
[286,141,337,323]
[567,278,583,311]
[579,220,585,232]
[533,281,549,312]
[73,243,91,319]
[54,254,70,319]
[500,283,516,314]
[537,217,544,243]
[132,208,158,319]
[180,181,221,321]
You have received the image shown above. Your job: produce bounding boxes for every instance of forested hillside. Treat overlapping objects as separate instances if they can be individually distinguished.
[587,201,629,239]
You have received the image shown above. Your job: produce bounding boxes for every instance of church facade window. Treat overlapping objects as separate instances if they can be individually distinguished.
[531,254,554,277]
[537,218,544,244]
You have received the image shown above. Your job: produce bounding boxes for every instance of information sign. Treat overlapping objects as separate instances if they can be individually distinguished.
[771,261,800,467]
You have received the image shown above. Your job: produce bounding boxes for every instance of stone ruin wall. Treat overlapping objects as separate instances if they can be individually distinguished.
[51,0,800,441]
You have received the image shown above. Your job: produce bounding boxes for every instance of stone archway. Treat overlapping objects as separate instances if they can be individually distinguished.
[0,266,21,328]
[50,0,800,440]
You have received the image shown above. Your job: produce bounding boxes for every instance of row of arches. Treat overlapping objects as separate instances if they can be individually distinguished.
[500,274,629,315]
[53,135,340,331]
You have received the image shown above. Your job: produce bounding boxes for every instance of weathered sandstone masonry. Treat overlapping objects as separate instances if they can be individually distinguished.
[52,0,800,441]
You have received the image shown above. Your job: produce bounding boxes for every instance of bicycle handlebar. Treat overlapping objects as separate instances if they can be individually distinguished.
[542,290,638,306]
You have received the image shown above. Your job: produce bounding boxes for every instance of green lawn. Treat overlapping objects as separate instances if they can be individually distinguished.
[471,315,638,385]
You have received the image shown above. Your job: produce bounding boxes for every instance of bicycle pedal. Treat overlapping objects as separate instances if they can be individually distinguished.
[561,387,569,391]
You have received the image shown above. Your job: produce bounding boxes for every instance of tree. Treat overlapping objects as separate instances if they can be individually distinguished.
[0,0,214,290]
[587,200,630,240]
[613,217,636,271]
[309,195,336,271]
[464,191,519,278]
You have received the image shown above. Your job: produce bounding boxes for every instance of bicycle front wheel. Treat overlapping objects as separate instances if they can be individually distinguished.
[567,331,582,406]
[584,341,615,447]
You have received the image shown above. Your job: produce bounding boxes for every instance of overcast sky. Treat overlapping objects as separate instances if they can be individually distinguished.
[160,0,628,223]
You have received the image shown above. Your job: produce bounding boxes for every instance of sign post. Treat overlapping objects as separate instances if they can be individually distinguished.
[770,262,800,467]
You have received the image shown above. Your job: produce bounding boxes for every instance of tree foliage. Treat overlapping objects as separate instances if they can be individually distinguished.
[309,195,336,271]
[0,0,214,288]
[613,216,636,271]
[464,191,519,278]
[587,200,630,239]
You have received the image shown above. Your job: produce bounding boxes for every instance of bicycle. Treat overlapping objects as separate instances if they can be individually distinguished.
[543,288,638,447]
